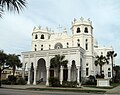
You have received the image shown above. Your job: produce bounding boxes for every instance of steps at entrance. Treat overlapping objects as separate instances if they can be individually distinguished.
[37,81,46,85]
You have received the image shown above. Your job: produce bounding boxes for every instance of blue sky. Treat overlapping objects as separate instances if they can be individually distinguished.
[0,0,120,65]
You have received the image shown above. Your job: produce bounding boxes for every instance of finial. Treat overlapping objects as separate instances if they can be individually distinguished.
[33,26,36,30]
[88,18,90,21]
[46,26,48,31]
[63,27,67,33]
[80,17,84,21]
[74,18,76,22]
[38,25,41,29]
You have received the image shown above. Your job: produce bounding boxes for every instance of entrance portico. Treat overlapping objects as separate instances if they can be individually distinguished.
[22,47,85,86]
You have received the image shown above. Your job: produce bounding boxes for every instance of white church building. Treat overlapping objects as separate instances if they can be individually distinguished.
[22,17,114,86]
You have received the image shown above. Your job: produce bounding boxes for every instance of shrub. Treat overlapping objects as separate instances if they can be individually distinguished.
[49,77,60,87]
[1,79,11,85]
[62,81,78,87]
[84,75,96,85]
[16,77,26,85]
[96,74,104,78]
[8,75,17,84]
[81,77,88,85]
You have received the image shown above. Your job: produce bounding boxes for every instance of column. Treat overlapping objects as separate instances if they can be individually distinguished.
[46,67,49,86]
[27,68,30,85]
[60,66,63,85]
[33,67,37,85]
[77,66,80,83]
[22,68,25,79]
[22,55,25,79]
[67,66,71,81]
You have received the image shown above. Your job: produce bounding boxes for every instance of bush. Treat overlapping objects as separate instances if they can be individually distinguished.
[8,75,17,84]
[16,77,26,85]
[62,81,78,87]
[84,75,96,85]
[81,77,88,85]
[1,79,11,85]
[96,74,104,78]
[49,77,60,87]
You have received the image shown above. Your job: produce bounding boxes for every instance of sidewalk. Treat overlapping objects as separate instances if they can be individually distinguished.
[2,85,46,89]
[1,84,108,91]
[106,86,120,94]
[3,84,120,94]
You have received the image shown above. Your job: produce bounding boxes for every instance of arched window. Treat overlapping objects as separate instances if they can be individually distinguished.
[78,43,80,47]
[41,45,43,50]
[35,34,38,39]
[86,63,88,66]
[41,34,44,39]
[85,39,88,50]
[72,60,75,65]
[86,43,88,50]
[67,42,69,45]
[35,48,37,51]
[54,43,63,49]
[77,39,80,42]
[86,68,89,76]
[108,68,110,71]
[67,42,69,48]
[49,44,51,50]
[77,27,80,33]
[84,27,88,33]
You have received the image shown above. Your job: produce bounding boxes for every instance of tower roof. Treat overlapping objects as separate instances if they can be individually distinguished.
[71,17,93,29]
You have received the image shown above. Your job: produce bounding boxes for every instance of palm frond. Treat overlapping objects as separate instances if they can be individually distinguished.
[0,0,26,13]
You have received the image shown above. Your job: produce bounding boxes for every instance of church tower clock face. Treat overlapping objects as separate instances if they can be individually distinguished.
[54,42,63,49]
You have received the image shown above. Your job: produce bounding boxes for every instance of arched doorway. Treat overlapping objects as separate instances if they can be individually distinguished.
[37,58,46,82]
[30,62,34,84]
[63,64,68,81]
[71,60,77,81]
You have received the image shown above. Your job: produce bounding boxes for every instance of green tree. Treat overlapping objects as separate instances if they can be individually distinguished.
[107,51,117,81]
[0,50,7,87]
[113,65,120,82]
[0,0,26,17]
[50,54,68,78]
[6,54,22,76]
[95,55,108,76]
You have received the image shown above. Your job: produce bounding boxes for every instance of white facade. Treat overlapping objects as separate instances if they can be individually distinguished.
[22,17,114,85]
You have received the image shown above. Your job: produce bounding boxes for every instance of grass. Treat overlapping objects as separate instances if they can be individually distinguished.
[27,87,106,93]
[83,85,113,89]
[111,82,120,87]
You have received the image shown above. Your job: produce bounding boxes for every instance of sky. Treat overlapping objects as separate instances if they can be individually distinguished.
[0,0,120,65]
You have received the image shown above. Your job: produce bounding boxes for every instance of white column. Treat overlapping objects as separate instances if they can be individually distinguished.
[22,68,25,79]
[27,68,30,85]
[77,66,80,83]
[33,67,37,85]
[67,66,71,81]
[46,67,49,86]
[22,55,25,79]
[60,66,63,85]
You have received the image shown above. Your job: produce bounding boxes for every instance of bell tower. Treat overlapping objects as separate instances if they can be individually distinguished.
[32,26,50,51]
[71,17,93,55]
[71,17,94,76]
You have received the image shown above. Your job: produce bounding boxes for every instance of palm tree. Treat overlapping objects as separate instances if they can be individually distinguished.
[107,51,117,81]
[113,65,120,82]
[95,55,108,76]
[0,0,26,17]
[0,50,7,87]
[50,54,68,78]
[6,54,22,76]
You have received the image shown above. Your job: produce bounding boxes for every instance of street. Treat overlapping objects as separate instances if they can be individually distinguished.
[0,88,117,95]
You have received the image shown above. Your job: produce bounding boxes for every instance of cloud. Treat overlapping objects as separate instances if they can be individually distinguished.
[0,0,120,64]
